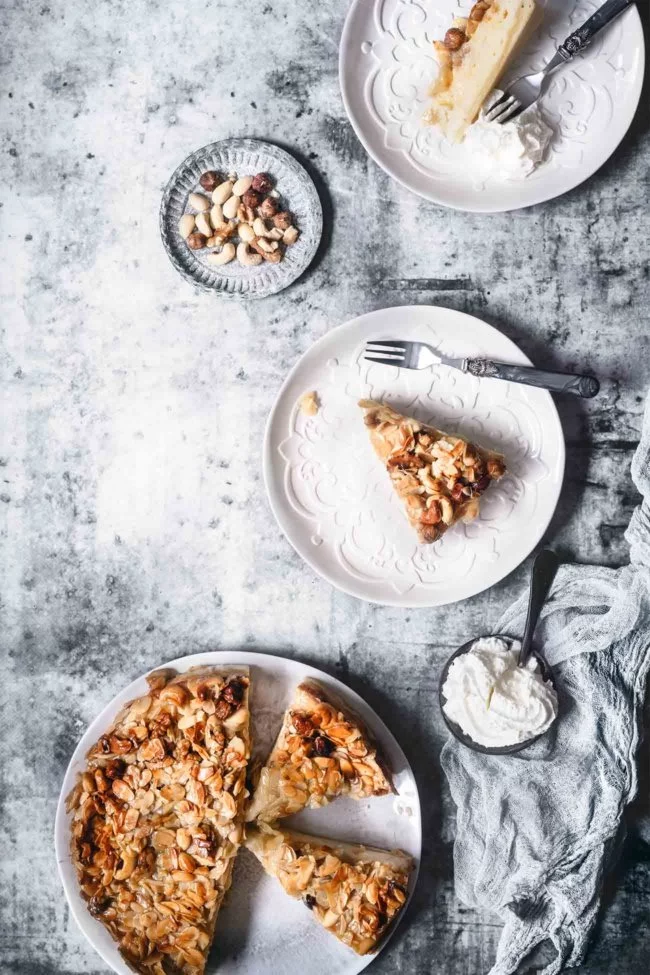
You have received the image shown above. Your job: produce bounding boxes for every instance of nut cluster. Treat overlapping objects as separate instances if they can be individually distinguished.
[67,667,251,975]
[360,401,506,544]
[442,1,491,52]
[247,827,411,956]
[178,170,300,268]
[248,681,393,823]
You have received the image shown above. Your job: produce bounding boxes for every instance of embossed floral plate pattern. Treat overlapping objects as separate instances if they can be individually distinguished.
[160,139,322,297]
[55,651,421,975]
[339,0,644,212]
[264,305,565,607]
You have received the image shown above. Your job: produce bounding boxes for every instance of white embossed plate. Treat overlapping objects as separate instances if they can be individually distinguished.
[339,0,644,212]
[264,305,565,606]
[55,651,421,975]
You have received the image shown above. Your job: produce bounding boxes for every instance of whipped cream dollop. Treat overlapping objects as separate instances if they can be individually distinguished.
[463,90,553,180]
[442,636,558,748]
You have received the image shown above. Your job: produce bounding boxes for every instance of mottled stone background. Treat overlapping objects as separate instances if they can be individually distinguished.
[1,1,649,973]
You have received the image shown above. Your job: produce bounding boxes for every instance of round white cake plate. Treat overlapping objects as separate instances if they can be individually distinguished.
[55,651,422,975]
[339,0,644,212]
[264,304,565,607]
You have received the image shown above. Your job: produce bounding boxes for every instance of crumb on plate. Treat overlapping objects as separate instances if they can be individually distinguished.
[299,391,320,416]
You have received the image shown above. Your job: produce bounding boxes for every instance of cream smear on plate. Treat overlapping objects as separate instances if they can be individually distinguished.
[463,90,553,180]
[442,636,558,747]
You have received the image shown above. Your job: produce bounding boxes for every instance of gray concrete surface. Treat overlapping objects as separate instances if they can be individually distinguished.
[1,1,649,973]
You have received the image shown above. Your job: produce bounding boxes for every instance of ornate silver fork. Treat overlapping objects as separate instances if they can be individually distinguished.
[485,0,635,125]
[364,341,600,397]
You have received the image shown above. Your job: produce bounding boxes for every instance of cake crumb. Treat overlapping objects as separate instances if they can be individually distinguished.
[299,391,320,417]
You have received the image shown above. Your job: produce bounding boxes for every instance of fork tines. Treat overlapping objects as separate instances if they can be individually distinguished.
[484,93,521,125]
[364,340,407,366]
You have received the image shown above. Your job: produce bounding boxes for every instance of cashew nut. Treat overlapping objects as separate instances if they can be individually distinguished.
[188,192,210,212]
[236,242,263,267]
[238,223,255,243]
[211,180,233,205]
[195,211,212,237]
[283,226,300,245]
[253,216,270,238]
[207,243,236,266]
[114,850,137,881]
[222,194,239,220]
[210,203,223,228]
[178,214,195,239]
[268,227,284,241]
[232,175,253,197]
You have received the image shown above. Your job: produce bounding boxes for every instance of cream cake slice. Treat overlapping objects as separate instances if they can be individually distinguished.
[425,0,539,143]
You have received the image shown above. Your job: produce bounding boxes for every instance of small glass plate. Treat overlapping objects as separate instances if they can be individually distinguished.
[160,138,322,299]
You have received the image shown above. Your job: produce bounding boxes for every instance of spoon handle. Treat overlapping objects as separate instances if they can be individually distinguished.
[519,548,560,668]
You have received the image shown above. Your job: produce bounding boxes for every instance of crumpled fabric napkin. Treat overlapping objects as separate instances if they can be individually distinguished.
[441,392,650,975]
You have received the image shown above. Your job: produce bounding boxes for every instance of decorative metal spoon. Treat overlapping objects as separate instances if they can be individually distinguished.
[439,548,559,755]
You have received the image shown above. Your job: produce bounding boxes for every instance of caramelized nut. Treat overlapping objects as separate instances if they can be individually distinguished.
[443,27,466,50]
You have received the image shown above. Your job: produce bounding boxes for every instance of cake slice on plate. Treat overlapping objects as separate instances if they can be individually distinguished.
[245,825,413,955]
[67,666,251,975]
[246,679,394,823]
[359,399,506,544]
[425,0,539,143]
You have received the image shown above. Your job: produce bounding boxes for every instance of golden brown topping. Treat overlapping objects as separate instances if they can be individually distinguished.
[68,667,251,975]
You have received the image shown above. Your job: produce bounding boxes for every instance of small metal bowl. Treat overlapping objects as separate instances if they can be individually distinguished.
[438,634,555,755]
[160,138,323,299]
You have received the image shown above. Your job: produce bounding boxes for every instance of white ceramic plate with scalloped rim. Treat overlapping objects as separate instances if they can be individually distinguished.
[263,305,565,607]
[55,651,421,975]
[339,0,644,212]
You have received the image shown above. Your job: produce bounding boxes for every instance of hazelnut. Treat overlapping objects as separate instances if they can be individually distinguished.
[187,232,207,250]
[251,172,273,194]
[214,697,234,720]
[222,677,246,705]
[242,189,263,209]
[313,735,335,757]
[199,171,221,192]
[272,211,293,231]
[443,27,466,51]
[291,712,314,737]
[258,196,279,219]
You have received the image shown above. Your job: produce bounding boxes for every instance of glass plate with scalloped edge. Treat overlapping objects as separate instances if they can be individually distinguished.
[55,651,421,975]
[160,139,322,298]
[263,305,565,607]
[339,0,644,213]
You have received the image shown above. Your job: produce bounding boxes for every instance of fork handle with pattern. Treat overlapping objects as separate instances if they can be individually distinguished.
[465,359,600,398]
[555,0,634,66]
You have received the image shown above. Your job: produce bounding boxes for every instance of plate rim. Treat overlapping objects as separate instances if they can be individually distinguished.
[54,649,422,975]
[338,0,645,214]
[159,137,323,298]
[263,304,566,607]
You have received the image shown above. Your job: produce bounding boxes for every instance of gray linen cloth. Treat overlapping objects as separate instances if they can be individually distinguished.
[441,393,650,975]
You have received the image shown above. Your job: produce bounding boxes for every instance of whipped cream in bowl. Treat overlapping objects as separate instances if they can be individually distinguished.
[439,635,558,754]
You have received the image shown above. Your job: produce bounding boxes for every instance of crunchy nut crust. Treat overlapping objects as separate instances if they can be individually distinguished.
[359,399,506,544]
[67,667,251,975]
[246,680,394,823]
[245,825,413,955]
